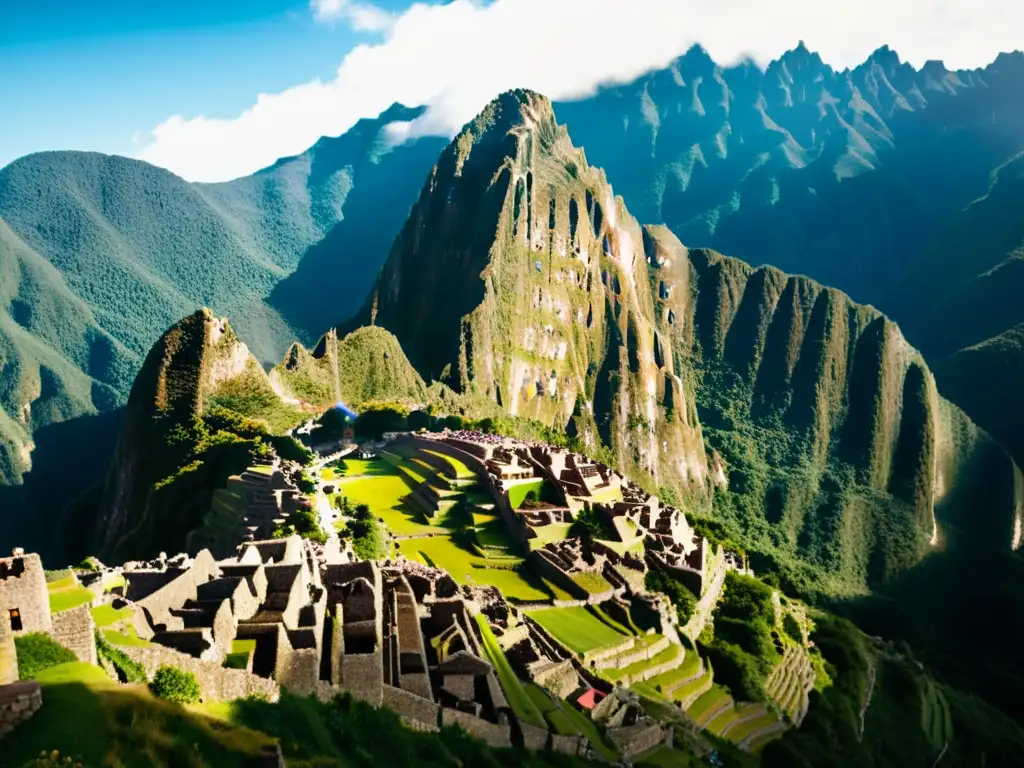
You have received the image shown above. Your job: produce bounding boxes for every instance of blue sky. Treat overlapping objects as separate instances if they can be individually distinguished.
[0,0,410,168]
[3,0,1020,182]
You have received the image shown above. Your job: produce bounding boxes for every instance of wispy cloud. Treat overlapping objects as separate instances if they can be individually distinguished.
[310,0,393,31]
[137,0,1024,183]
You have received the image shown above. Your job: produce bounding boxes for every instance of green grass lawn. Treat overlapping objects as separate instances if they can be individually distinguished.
[530,606,630,654]
[528,523,573,549]
[90,603,133,628]
[49,585,94,613]
[340,470,444,536]
[47,575,77,590]
[3,662,273,767]
[104,626,155,648]
[560,702,618,761]
[573,571,613,595]
[508,479,546,509]
[225,639,257,669]
[721,708,779,742]
[424,449,477,479]
[33,661,111,685]
[474,616,546,728]
[400,537,549,602]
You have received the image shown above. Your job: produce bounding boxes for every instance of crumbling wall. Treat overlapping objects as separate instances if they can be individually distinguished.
[0,681,42,739]
[120,643,279,702]
[441,707,512,747]
[382,683,439,731]
[50,604,97,665]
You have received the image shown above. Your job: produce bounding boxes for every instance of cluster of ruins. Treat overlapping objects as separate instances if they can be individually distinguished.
[1,426,752,758]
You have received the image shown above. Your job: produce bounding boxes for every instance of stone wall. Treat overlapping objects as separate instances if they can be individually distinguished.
[382,683,439,731]
[441,707,512,748]
[529,552,589,601]
[0,681,42,739]
[608,721,665,761]
[120,643,279,702]
[520,721,549,751]
[551,732,583,756]
[0,618,17,685]
[135,549,218,628]
[0,553,51,634]
[51,604,97,665]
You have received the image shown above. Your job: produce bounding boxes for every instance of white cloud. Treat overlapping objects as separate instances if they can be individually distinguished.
[310,0,394,31]
[136,0,1024,182]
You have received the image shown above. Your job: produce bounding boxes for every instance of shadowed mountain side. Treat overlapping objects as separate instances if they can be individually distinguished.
[0,408,124,558]
[268,129,448,343]
[881,152,1024,464]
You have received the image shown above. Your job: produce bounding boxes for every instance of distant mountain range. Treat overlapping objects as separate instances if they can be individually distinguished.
[2,43,1023,565]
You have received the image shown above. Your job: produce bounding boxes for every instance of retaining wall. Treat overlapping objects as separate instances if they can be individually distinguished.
[51,604,97,665]
[119,643,280,702]
[441,707,512,748]
[0,681,42,739]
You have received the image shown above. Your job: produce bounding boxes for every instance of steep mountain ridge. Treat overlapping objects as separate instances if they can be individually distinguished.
[92,308,313,561]
[352,90,1023,592]
[553,44,1024,472]
[354,90,711,498]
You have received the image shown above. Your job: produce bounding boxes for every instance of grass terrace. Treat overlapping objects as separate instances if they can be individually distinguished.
[636,745,701,767]
[508,478,546,509]
[530,606,631,654]
[48,576,94,613]
[572,571,613,595]
[103,626,155,648]
[90,603,133,628]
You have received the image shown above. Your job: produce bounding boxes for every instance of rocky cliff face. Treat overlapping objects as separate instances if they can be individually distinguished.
[352,90,1023,590]
[355,90,709,497]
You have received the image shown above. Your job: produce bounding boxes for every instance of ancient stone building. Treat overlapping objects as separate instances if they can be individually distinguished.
[0,552,51,636]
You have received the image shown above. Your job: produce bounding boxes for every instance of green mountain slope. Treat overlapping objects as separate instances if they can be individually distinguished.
[346,90,1023,594]
[271,325,427,408]
[0,104,441,554]
[93,309,305,561]
[350,90,712,500]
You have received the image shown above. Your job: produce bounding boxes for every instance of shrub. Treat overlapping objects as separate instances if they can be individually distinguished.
[783,612,803,643]
[407,410,430,431]
[569,506,616,541]
[645,569,698,624]
[148,665,201,704]
[14,633,77,679]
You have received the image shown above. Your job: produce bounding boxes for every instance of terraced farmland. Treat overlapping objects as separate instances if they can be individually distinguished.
[338,446,558,603]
